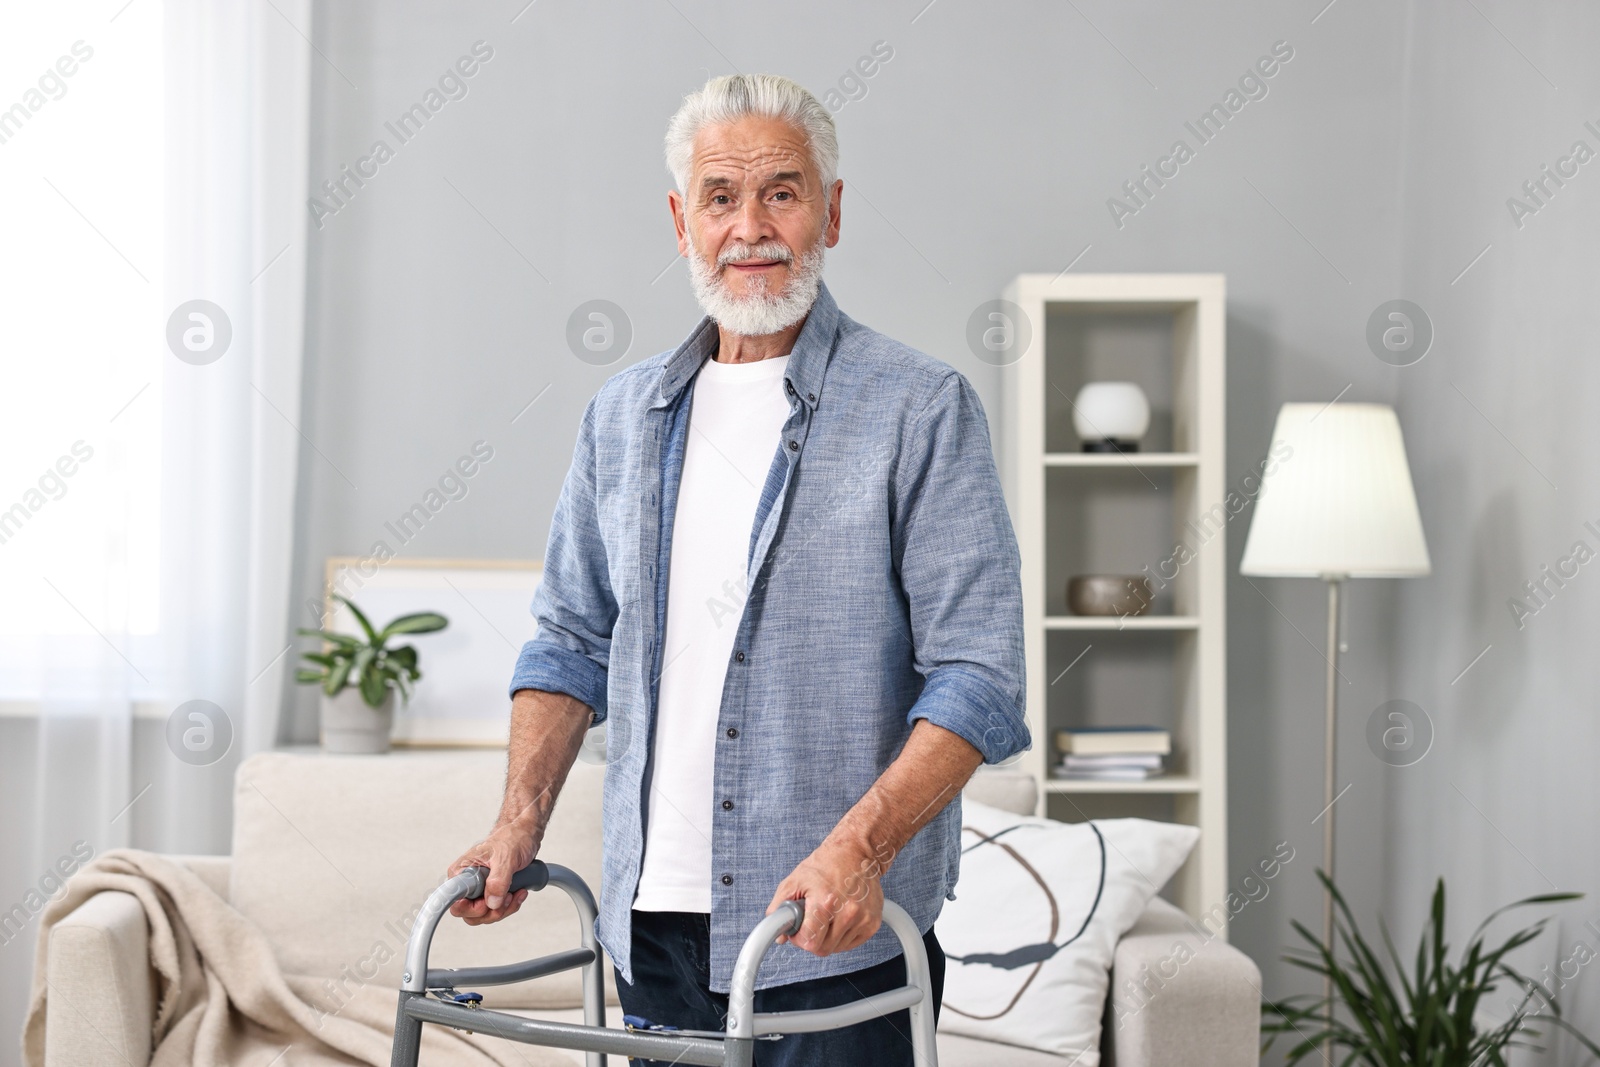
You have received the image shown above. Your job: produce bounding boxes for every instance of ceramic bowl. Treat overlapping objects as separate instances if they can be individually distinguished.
[1066,575,1154,617]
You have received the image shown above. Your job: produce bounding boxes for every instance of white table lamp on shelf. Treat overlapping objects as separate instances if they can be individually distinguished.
[1239,402,1430,1009]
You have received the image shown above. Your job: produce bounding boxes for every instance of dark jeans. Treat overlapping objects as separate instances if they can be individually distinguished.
[614,909,945,1067]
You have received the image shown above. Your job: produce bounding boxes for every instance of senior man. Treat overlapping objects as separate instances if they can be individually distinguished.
[449,73,1027,1065]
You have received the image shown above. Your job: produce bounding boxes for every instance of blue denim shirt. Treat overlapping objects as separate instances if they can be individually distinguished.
[509,282,1029,992]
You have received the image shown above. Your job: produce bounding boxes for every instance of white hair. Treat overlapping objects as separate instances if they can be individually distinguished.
[664,73,839,193]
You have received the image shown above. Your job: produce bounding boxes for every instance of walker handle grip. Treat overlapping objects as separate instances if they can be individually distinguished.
[776,897,805,939]
[464,860,550,899]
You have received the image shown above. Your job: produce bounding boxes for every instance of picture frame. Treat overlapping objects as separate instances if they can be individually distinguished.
[321,557,543,747]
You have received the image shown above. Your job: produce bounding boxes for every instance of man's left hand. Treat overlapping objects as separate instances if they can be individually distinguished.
[765,837,890,957]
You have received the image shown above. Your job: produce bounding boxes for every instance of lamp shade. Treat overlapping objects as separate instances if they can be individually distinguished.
[1240,403,1430,578]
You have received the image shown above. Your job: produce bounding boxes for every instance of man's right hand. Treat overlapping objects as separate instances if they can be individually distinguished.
[448,688,592,926]
[447,820,538,926]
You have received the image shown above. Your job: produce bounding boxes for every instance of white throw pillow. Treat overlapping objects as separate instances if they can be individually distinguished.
[936,800,1199,1061]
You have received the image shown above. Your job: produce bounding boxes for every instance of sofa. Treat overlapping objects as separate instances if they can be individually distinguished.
[39,751,1260,1065]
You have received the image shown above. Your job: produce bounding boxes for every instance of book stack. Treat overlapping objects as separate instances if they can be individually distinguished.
[1052,726,1171,780]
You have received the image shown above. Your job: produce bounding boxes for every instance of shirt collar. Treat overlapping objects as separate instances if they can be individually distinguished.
[657,281,842,412]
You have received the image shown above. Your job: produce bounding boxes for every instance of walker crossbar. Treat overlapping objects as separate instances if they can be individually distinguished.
[390,860,938,1067]
[751,985,925,1035]
[399,997,730,1065]
[425,947,595,989]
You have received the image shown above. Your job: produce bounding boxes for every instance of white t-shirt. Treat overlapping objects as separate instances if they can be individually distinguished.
[633,352,792,913]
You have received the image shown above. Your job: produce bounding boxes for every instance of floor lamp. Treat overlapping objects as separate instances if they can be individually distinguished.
[1239,403,1430,1017]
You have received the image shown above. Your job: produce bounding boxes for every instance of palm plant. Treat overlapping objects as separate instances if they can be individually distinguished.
[295,594,448,706]
[1263,870,1600,1066]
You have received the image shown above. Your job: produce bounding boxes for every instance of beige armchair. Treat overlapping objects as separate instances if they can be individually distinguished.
[40,752,1260,1066]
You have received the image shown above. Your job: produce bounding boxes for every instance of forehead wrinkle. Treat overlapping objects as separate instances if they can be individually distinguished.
[691,135,814,189]
[697,166,810,194]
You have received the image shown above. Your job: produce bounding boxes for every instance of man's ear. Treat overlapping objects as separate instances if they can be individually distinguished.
[669,190,690,256]
[824,179,843,248]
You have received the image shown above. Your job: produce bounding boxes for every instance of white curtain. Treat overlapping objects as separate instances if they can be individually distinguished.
[0,1,310,1054]
[151,0,312,850]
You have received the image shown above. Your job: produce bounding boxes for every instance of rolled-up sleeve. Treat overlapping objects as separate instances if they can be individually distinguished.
[892,372,1030,764]
[508,393,616,723]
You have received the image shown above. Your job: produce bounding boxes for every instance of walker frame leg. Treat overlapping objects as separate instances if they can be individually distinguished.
[389,991,425,1067]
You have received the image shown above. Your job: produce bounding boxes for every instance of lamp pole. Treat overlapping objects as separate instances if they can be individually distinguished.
[1320,574,1344,1025]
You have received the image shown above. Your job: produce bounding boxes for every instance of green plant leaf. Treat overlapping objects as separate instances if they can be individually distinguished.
[294,669,325,684]
[334,594,380,646]
[297,600,444,702]
[359,661,387,706]
[379,612,448,641]
[1378,917,1416,1011]
[1264,871,1593,1066]
[297,628,361,649]
[322,657,353,696]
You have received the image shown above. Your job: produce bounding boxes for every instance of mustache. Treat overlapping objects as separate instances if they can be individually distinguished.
[718,241,794,266]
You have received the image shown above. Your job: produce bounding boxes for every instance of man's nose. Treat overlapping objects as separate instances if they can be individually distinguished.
[725,193,775,247]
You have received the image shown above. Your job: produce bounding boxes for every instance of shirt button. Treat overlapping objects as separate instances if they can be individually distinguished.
[725,727,738,739]
[722,799,734,811]
[721,874,733,886]
[788,440,798,451]
[808,393,815,402]
[734,650,745,662]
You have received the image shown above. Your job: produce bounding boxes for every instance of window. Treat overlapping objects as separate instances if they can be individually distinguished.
[0,4,163,697]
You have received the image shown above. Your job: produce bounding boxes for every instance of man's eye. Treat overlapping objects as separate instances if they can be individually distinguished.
[711,195,731,206]
[771,191,792,202]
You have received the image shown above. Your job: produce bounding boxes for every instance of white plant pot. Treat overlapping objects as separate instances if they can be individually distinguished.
[321,688,396,754]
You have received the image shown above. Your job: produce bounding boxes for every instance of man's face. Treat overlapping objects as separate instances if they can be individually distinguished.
[670,115,842,305]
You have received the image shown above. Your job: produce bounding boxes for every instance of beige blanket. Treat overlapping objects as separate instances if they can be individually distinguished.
[24,849,559,1066]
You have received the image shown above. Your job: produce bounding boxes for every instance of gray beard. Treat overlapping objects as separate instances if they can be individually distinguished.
[685,234,827,338]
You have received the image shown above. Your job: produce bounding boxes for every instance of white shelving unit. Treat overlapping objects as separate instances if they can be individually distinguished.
[996,274,1228,933]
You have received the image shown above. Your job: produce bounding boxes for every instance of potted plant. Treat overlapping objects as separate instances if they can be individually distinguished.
[1263,870,1600,1065]
[296,595,448,754]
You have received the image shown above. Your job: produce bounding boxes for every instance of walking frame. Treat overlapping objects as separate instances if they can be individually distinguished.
[389,860,939,1066]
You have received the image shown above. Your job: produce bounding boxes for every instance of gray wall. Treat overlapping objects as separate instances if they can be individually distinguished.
[289,0,1600,1056]
[1385,1,1600,1060]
